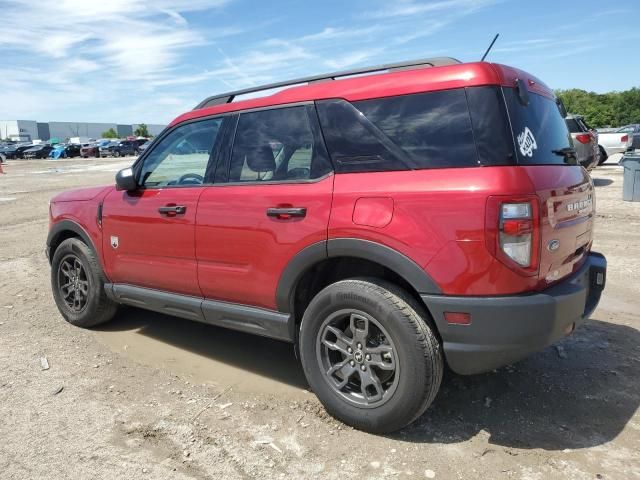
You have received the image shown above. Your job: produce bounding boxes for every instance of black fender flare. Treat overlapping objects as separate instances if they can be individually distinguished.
[47,219,99,264]
[275,238,442,314]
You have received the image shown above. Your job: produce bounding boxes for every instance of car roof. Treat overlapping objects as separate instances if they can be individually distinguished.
[171,61,552,127]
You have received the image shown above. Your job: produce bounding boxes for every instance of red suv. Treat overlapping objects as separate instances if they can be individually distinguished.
[47,57,607,433]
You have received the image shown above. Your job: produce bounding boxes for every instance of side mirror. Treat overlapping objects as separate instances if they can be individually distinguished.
[115,167,137,191]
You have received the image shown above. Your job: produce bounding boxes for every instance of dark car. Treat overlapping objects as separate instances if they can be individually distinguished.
[22,144,55,159]
[2,144,35,159]
[99,140,137,157]
[50,144,82,159]
[47,57,606,433]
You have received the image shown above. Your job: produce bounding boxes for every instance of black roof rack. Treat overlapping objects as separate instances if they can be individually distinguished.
[194,56,462,110]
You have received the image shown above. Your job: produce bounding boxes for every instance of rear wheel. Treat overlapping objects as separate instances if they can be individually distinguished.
[598,145,608,165]
[51,238,118,328]
[299,278,443,433]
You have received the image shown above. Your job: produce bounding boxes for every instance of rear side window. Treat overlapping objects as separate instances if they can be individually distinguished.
[229,106,332,183]
[503,88,572,165]
[317,87,513,173]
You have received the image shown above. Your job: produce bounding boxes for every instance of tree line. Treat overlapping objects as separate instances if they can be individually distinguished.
[556,88,640,129]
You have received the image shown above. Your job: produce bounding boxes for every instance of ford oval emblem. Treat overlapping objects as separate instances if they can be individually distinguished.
[547,239,560,252]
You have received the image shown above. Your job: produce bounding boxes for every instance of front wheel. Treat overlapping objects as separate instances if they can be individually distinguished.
[51,238,118,327]
[299,278,443,433]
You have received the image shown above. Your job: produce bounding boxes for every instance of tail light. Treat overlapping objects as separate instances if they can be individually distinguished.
[621,135,629,143]
[486,196,540,276]
[575,134,591,144]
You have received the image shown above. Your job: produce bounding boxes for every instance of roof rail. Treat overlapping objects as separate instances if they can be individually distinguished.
[193,56,462,110]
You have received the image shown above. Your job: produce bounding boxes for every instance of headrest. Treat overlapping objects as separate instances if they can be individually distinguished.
[246,145,275,172]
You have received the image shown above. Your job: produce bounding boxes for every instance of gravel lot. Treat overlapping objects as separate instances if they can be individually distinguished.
[0,157,638,480]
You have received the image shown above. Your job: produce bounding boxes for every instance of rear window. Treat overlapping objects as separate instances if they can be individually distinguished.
[503,88,572,165]
[316,87,514,173]
[566,118,582,133]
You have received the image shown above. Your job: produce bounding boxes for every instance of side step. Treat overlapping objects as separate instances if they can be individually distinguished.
[105,284,292,342]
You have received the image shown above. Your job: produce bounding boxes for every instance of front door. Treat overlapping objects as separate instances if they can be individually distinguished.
[196,105,334,310]
[102,117,224,296]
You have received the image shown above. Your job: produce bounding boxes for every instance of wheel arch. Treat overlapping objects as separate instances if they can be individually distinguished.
[47,220,99,265]
[277,238,442,341]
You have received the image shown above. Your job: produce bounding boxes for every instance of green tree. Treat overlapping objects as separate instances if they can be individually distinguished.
[102,128,118,139]
[134,123,150,137]
[556,87,640,128]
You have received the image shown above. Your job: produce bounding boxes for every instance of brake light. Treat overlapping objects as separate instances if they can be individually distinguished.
[621,135,629,143]
[485,196,540,275]
[575,134,591,144]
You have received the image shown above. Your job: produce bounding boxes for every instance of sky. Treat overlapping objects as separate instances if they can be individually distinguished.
[1,0,638,124]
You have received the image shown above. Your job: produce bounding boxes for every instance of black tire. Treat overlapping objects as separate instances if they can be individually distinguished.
[113,151,120,157]
[299,278,443,433]
[598,146,608,165]
[51,238,118,328]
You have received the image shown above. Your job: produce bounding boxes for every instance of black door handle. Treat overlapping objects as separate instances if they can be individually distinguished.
[158,205,187,215]
[266,207,307,219]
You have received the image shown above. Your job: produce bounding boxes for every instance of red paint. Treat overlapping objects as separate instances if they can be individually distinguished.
[170,62,553,127]
[352,197,394,228]
[195,177,333,309]
[48,60,592,311]
[101,187,206,296]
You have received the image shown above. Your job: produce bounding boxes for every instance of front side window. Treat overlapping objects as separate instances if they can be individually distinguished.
[228,106,331,183]
[139,118,222,187]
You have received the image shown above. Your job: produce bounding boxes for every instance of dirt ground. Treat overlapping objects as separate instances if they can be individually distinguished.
[0,156,638,480]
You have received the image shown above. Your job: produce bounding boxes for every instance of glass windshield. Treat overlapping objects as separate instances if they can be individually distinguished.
[503,88,572,165]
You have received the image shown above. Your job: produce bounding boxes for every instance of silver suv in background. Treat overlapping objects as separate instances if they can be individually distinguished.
[565,114,598,171]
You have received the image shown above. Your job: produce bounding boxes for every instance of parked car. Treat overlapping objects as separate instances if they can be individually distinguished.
[132,138,149,154]
[565,114,598,171]
[80,143,99,158]
[598,128,633,157]
[22,144,55,159]
[1,143,34,159]
[49,144,82,159]
[99,140,137,157]
[614,124,640,151]
[136,140,151,155]
[47,57,606,433]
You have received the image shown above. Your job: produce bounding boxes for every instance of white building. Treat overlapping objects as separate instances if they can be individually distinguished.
[0,120,166,142]
[0,120,39,142]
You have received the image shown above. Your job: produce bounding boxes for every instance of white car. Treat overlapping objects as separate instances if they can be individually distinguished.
[598,128,633,156]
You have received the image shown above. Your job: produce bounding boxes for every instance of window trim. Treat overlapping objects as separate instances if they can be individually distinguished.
[133,114,230,190]
[217,103,333,186]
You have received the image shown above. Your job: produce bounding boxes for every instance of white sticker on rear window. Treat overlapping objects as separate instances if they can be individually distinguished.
[517,127,537,157]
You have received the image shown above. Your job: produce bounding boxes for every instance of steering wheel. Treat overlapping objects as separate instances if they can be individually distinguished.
[178,173,204,185]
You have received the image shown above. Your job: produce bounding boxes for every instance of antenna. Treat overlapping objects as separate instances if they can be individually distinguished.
[480,33,499,62]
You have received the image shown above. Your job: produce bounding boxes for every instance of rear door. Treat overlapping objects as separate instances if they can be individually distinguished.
[195,105,334,310]
[101,117,224,296]
[503,88,595,283]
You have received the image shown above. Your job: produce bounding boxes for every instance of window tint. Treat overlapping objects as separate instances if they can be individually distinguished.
[466,86,515,166]
[355,89,478,169]
[229,106,331,182]
[140,118,222,187]
[565,118,582,133]
[503,88,572,166]
[317,88,485,172]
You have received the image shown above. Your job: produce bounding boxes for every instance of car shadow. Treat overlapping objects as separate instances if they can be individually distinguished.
[97,311,638,451]
[95,306,308,389]
[593,178,614,187]
[396,318,639,451]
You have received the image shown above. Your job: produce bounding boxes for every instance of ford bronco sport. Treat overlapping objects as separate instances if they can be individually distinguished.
[47,57,607,433]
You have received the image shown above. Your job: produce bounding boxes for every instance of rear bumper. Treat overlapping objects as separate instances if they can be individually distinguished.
[421,252,607,375]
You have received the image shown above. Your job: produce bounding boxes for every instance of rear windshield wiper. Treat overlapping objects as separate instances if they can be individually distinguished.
[552,147,578,165]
